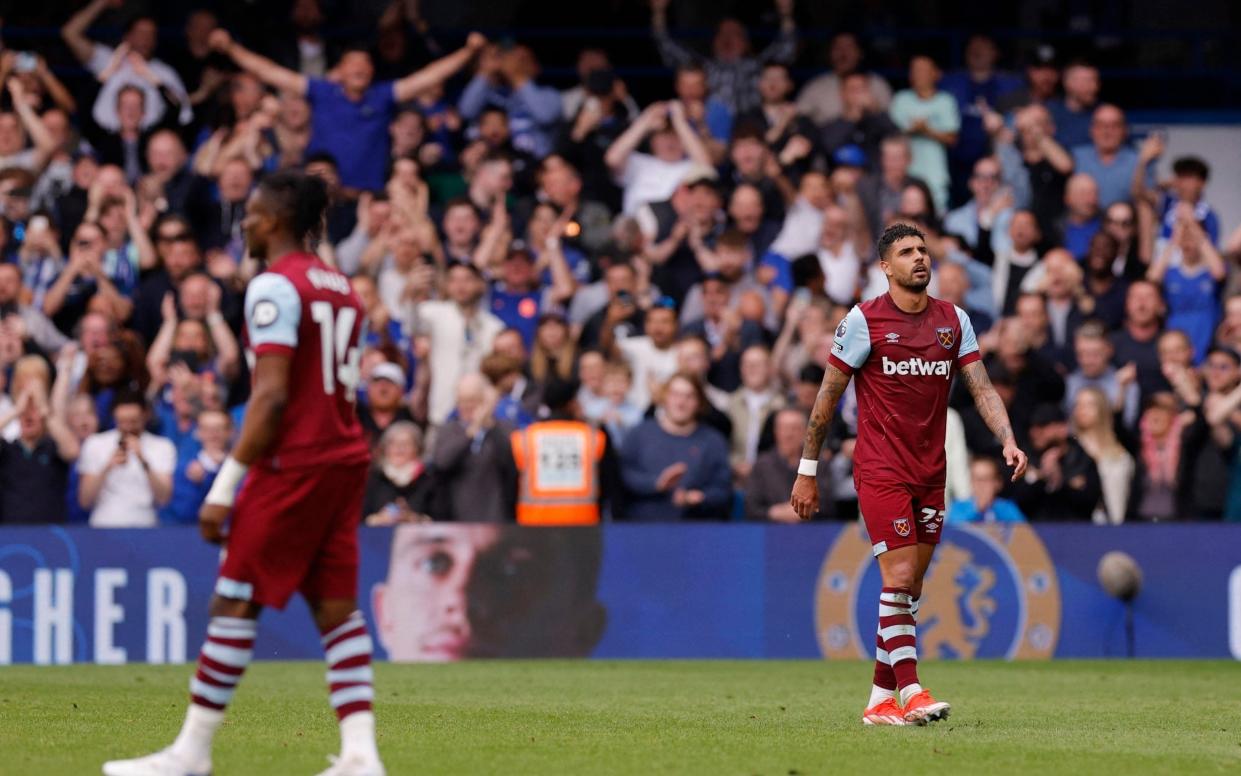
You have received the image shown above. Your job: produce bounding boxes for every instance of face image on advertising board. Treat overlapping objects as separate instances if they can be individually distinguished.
[372,524,607,661]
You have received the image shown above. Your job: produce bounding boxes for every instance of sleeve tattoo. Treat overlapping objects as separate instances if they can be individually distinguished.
[801,364,852,461]
[959,361,1015,446]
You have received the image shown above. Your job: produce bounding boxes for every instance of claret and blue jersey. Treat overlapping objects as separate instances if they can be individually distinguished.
[828,293,980,488]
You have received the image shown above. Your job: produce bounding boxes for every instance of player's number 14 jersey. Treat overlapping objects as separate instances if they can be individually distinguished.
[244,252,371,470]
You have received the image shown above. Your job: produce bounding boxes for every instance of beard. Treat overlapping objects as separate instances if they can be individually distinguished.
[896,272,930,291]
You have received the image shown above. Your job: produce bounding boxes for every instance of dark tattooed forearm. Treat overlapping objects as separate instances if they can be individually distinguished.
[959,361,1014,445]
[802,364,852,462]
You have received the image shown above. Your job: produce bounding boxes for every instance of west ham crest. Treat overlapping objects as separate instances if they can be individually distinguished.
[892,518,912,537]
[936,327,955,349]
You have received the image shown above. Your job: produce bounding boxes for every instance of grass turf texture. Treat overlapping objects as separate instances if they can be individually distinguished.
[2,660,1239,775]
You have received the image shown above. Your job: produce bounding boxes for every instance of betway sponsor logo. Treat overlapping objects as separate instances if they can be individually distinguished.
[881,355,952,379]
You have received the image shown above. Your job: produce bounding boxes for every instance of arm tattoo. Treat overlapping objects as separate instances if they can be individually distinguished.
[959,361,1014,445]
[802,364,852,461]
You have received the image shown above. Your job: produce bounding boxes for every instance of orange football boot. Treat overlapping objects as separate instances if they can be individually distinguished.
[861,697,907,726]
[902,689,950,724]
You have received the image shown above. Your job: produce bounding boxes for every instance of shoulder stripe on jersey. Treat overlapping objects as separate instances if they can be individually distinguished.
[832,305,872,370]
[245,272,301,350]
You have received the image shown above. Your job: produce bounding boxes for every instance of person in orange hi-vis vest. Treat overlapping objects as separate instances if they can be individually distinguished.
[510,379,623,524]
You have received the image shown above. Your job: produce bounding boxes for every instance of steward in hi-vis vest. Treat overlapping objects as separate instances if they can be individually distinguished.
[510,380,621,525]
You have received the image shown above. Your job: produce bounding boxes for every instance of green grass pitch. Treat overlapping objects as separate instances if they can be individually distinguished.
[3,660,1240,775]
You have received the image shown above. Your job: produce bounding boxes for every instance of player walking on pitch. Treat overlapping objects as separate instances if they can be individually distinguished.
[104,172,383,775]
[789,223,1027,726]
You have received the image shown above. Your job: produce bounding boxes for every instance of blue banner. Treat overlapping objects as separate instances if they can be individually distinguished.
[0,523,1238,664]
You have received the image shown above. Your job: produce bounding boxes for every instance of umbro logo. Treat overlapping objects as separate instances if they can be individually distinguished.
[885,332,900,343]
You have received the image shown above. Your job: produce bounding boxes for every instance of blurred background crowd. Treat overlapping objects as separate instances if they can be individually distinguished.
[0,0,1239,526]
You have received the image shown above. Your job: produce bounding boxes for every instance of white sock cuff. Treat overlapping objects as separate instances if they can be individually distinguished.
[339,711,379,759]
[899,683,924,705]
[186,704,225,727]
[208,617,258,639]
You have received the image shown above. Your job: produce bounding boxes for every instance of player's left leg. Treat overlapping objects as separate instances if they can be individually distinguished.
[303,461,382,776]
[898,507,952,724]
[866,547,928,724]
[310,598,383,776]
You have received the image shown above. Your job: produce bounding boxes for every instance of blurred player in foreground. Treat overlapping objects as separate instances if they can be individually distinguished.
[789,223,1027,726]
[104,172,381,775]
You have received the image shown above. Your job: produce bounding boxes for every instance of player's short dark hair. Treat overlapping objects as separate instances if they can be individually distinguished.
[877,222,926,261]
[256,171,329,244]
[111,387,147,416]
[1172,156,1209,181]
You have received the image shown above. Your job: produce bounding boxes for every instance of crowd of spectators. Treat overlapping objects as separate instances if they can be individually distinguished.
[0,1,1239,526]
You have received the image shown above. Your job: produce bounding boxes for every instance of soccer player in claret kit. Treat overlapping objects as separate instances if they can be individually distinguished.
[104,172,383,776]
[790,223,1028,726]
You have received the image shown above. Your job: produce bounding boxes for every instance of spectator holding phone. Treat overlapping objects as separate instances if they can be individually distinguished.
[76,389,175,527]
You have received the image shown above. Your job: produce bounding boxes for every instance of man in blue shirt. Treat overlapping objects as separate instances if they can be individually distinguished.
[1058,173,1101,261]
[488,242,576,349]
[1047,60,1099,149]
[209,28,485,191]
[1071,104,1152,208]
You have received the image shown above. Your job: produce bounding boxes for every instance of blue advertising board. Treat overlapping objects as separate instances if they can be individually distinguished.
[0,523,1238,664]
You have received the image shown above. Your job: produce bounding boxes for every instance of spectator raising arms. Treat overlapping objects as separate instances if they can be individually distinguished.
[209,27,486,191]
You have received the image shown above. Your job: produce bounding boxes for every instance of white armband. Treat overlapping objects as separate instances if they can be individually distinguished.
[798,458,819,477]
[204,456,249,507]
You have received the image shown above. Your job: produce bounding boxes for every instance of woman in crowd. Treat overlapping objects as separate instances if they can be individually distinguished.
[363,421,435,525]
[530,312,577,388]
[1071,386,1135,524]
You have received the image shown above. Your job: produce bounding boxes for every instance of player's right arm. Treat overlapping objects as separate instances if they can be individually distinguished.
[789,364,852,520]
[199,274,300,543]
[790,306,868,520]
